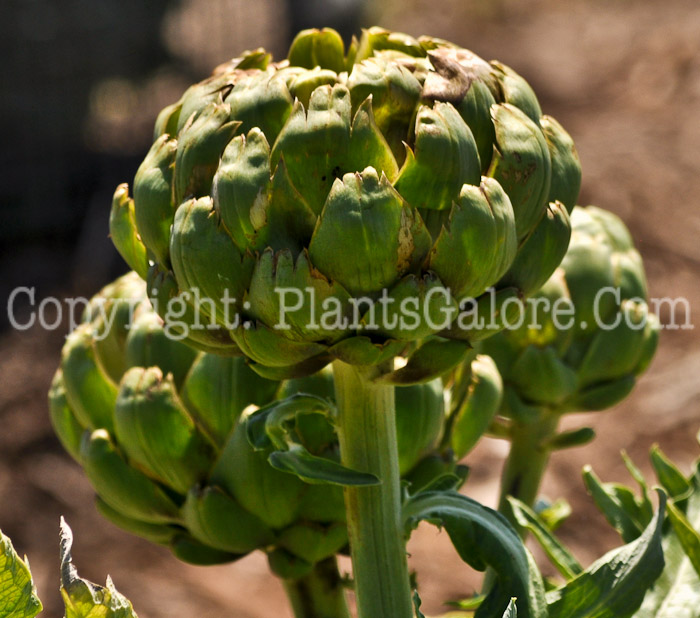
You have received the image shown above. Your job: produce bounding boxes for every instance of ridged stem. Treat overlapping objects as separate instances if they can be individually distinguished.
[497,409,559,536]
[282,557,352,618]
[332,360,414,618]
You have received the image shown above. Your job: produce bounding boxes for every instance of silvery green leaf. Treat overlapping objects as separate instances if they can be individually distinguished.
[0,528,42,618]
[60,518,138,618]
[547,491,666,618]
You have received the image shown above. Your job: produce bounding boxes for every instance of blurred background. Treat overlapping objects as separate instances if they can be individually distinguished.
[2,0,700,615]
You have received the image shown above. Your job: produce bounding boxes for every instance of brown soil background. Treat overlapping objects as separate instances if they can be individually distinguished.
[2,0,700,616]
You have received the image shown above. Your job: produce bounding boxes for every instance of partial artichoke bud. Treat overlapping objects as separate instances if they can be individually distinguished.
[479,206,659,414]
[112,27,580,379]
[50,272,451,570]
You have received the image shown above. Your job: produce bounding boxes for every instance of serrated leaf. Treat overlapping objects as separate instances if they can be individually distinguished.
[60,518,139,618]
[508,497,583,580]
[667,501,700,578]
[403,490,547,618]
[546,491,666,618]
[632,478,700,618]
[0,529,42,618]
[583,466,645,543]
[269,444,380,486]
[651,445,693,503]
[413,590,426,618]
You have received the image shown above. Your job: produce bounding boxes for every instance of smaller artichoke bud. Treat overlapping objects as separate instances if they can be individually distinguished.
[479,205,659,415]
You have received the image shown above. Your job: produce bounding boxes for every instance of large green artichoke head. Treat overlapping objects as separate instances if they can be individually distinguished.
[110,27,580,380]
[49,272,447,574]
[480,206,659,415]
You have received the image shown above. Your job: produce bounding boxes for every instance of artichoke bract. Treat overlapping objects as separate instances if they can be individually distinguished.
[480,206,659,416]
[49,272,448,574]
[110,26,580,380]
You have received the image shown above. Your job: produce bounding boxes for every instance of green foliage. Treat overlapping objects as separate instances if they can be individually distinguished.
[0,520,139,618]
[0,529,42,618]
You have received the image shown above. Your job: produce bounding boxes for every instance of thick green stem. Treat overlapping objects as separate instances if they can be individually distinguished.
[332,361,414,618]
[497,410,559,536]
[282,557,352,618]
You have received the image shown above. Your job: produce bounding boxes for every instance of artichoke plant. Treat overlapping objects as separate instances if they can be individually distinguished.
[479,206,659,524]
[49,271,459,617]
[102,26,582,618]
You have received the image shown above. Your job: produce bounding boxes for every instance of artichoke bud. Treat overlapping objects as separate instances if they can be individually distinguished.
[174,102,240,204]
[153,101,181,140]
[488,103,552,242]
[287,28,346,73]
[498,200,572,297]
[183,485,275,554]
[124,309,198,389]
[95,497,180,546]
[428,177,517,301]
[394,101,481,213]
[60,325,118,432]
[48,370,85,463]
[170,196,253,326]
[114,367,215,494]
[109,184,148,279]
[133,134,177,267]
[210,420,307,529]
[277,522,347,565]
[80,429,181,524]
[450,355,503,459]
[246,249,352,343]
[308,167,431,297]
[540,116,581,212]
[395,379,445,475]
[490,61,542,123]
[181,355,279,447]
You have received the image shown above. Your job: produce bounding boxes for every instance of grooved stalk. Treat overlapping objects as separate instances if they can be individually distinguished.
[332,361,413,618]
